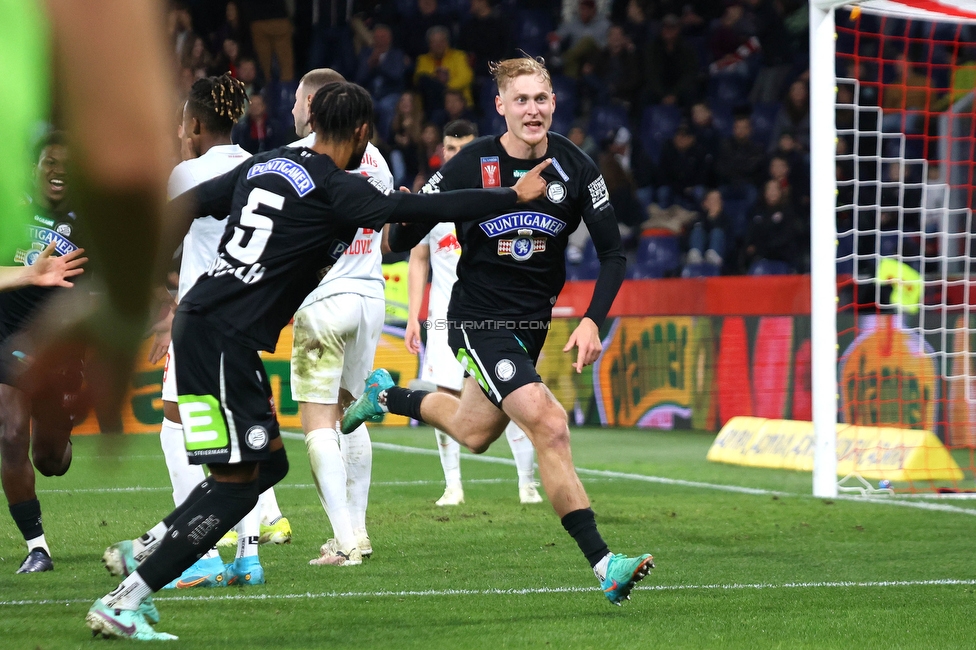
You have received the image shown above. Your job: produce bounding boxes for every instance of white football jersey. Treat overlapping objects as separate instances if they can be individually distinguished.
[421,222,461,321]
[290,134,394,307]
[167,144,251,300]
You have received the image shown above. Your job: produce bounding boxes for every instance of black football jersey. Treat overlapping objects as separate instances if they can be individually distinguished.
[0,202,84,340]
[422,133,618,322]
[178,147,404,351]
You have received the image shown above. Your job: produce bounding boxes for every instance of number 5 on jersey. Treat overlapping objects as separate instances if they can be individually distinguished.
[226,188,282,264]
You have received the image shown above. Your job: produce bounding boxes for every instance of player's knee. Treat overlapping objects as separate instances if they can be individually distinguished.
[257,446,289,491]
[32,446,70,477]
[467,439,491,455]
[535,412,570,453]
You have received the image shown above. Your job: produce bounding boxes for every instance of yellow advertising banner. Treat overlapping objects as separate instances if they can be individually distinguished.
[72,324,420,434]
[707,416,964,482]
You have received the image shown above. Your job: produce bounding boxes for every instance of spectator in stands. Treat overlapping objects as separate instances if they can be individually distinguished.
[772,80,810,153]
[716,111,765,205]
[881,52,932,136]
[552,0,611,78]
[401,0,452,61]
[211,38,241,77]
[741,179,799,273]
[419,123,444,189]
[457,0,513,80]
[769,131,809,203]
[231,92,286,153]
[686,189,729,271]
[656,122,712,210]
[211,1,250,56]
[567,123,599,161]
[744,0,792,103]
[620,0,652,51]
[431,89,477,129]
[168,4,194,60]
[355,23,407,133]
[242,0,294,82]
[642,14,700,108]
[414,26,474,118]
[180,35,213,79]
[388,91,427,189]
[708,1,756,74]
[235,56,260,98]
[598,127,644,232]
[580,25,642,110]
[690,101,721,159]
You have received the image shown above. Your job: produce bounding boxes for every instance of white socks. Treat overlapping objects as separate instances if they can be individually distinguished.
[159,417,206,506]
[341,423,372,534]
[593,553,612,582]
[259,488,283,525]
[102,571,152,611]
[306,428,356,550]
[236,499,261,559]
[26,534,49,556]
[505,422,537,487]
[436,428,462,488]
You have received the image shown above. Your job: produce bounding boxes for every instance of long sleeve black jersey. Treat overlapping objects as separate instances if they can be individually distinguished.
[416,133,626,326]
[175,146,520,351]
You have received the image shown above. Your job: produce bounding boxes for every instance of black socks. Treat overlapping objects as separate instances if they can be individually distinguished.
[561,508,610,567]
[138,480,260,591]
[9,499,43,542]
[385,386,428,422]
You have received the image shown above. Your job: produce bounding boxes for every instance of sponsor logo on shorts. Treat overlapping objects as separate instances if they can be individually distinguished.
[481,156,500,188]
[245,426,269,450]
[546,181,567,204]
[495,359,516,382]
[246,158,316,197]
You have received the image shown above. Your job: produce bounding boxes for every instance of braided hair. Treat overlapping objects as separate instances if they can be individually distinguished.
[187,74,248,136]
[309,82,374,144]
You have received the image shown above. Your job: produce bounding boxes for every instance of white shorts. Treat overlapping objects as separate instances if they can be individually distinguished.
[291,293,385,404]
[161,341,177,403]
[421,325,464,392]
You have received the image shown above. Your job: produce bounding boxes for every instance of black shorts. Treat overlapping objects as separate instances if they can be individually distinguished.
[447,319,548,407]
[172,310,280,466]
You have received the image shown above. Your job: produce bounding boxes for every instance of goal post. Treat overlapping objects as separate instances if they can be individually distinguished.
[810,0,841,498]
[812,0,976,496]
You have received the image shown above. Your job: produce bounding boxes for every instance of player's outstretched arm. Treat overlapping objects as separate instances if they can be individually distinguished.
[0,244,87,291]
[388,159,552,224]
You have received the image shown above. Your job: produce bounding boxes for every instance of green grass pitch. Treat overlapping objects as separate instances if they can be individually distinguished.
[2,427,976,649]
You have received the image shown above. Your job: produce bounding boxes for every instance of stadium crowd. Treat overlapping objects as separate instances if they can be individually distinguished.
[166,0,812,277]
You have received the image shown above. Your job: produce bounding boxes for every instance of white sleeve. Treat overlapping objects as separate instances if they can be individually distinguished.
[167,162,197,200]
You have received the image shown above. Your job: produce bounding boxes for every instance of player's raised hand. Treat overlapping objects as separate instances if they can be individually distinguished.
[512,158,552,203]
[28,243,88,288]
[563,317,602,373]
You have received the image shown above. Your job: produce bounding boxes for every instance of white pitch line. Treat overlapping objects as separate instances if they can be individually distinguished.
[3,579,976,607]
[35,478,528,495]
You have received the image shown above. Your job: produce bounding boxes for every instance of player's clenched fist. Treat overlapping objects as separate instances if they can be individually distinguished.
[512,158,552,203]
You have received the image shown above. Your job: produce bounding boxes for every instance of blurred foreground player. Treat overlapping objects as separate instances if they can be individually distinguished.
[344,57,654,605]
[403,119,541,506]
[0,133,88,573]
[86,81,551,640]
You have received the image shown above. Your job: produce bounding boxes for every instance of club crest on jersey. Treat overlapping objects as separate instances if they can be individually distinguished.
[246,158,316,197]
[435,232,461,254]
[498,229,546,261]
[546,181,566,203]
[479,212,566,238]
[481,156,500,188]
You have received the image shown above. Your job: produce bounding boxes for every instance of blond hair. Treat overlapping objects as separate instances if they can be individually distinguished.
[489,56,552,94]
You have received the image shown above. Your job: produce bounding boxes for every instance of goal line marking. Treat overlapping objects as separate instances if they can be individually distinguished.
[3,579,975,607]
